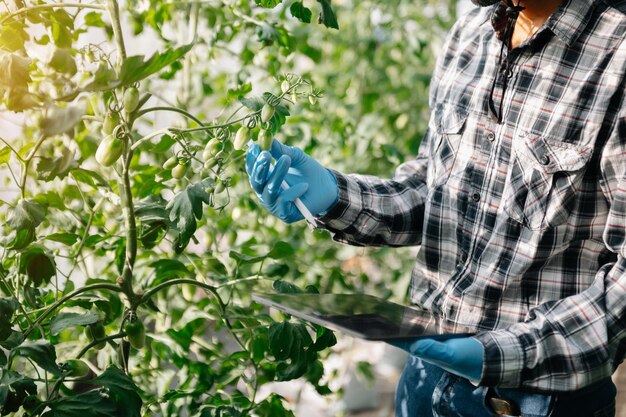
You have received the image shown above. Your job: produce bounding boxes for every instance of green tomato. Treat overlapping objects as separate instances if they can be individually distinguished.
[95,134,124,167]
[125,318,146,349]
[258,130,273,151]
[203,138,222,160]
[163,155,178,170]
[102,112,120,136]
[182,284,196,301]
[63,359,90,377]
[233,126,250,150]
[308,95,317,105]
[261,103,275,123]
[281,80,290,94]
[214,181,226,194]
[123,87,140,113]
[204,158,219,170]
[171,162,188,179]
[86,322,106,350]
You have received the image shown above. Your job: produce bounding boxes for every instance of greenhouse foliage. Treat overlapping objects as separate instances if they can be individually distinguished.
[0,0,455,415]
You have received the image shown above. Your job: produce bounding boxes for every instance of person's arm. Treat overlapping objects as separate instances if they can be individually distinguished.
[314,140,431,247]
[472,108,626,391]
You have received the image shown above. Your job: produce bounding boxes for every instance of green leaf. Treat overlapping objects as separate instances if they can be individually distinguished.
[36,146,75,181]
[48,47,77,75]
[166,179,212,253]
[49,311,100,336]
[150,259,193,283]
[0,297,19,342]
[312,327,336,351]
[268,241,295,259]
[83,62,117,91]
[45,232,79,246]
[268,322,294,361]
[117,44,194,87]
[0,52,35,111]
[262,93,290,134]
[6,200,46,249]
[92,366,143,417]
[0,21,29,52]
[0,147,11,165]
[254,394,296,417]
[273,280,301,294]
[238,95,264,111]
[39,103,86,136]
[13,340,63,376]
[70,168,110,189]
[84,11,106,28]
[255,0,282,8]
[42,390,116,417]
[290,2,312,23]
[18,246,56,287]
[317,0,339,29]
[229,251,265,265]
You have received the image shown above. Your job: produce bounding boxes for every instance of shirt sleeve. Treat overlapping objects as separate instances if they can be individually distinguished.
[473,107,626,392]
[314,149,430,247]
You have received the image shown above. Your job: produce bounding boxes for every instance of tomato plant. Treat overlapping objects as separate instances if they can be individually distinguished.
[0,0,455,415]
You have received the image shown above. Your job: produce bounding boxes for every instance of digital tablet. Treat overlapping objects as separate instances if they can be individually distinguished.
[252,293,475,341]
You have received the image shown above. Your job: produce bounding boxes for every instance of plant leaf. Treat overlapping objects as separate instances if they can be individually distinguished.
[39,103,86,136]
[0,147,10,165]
[255,0,282,8]
[42,390,117,417]
[316,0,339,29]
[150,259,193,284]
[166,179,213,253]
[267,241,295,259]
[92,366,143,417]
[117,44,194,87]
[6,200,46,249]
[18,246,56,287]
[290,2,312,23]
[49,312,100,336]
[13,340,62,376]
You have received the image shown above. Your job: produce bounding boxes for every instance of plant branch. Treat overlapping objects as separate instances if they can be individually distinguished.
[106,0,126,66]
[0,136,24,162]
[0,3,107,25]
[23,283,124,339]
[137,278,219,307]
[118,148,138,300]
[135,106,205,126]
[19,134,47,198]
[175,111,259,134]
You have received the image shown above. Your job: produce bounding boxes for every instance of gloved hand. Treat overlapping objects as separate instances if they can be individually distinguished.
[245,139,339,223]
[390,337,484,381]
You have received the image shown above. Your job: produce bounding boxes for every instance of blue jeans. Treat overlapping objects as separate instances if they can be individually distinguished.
[395,356,616,417]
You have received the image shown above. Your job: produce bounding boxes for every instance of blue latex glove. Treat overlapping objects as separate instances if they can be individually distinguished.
[390,337,484,382]
[245,139,339,223]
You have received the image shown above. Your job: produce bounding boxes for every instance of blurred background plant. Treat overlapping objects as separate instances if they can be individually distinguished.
[0,0,456,415]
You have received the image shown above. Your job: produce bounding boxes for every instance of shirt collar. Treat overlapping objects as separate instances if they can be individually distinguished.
[545,0,597,46]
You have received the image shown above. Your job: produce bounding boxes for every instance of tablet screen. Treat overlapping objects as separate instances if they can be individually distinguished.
[252,293,475,341]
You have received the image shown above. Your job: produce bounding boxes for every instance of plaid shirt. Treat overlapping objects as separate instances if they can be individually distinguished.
[317,0,626,392]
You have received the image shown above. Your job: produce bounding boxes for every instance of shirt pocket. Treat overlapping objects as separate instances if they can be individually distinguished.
[502,130,593,230]
[427,106,469,189]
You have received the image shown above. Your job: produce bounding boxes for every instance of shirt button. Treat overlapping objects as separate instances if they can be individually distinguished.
[486,132,495,141]
[540,155,550,165]
[472,192,480,202]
